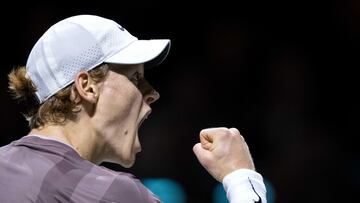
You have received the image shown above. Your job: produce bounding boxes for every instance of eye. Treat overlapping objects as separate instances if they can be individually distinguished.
[130,72,141,86]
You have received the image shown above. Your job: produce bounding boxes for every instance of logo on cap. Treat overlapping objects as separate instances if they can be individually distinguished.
[118,25,125,31]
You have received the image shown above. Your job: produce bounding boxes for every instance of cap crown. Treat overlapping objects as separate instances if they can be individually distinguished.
[26,15,137,103]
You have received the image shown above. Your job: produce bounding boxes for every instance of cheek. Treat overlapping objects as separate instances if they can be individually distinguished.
[100,86,142,118]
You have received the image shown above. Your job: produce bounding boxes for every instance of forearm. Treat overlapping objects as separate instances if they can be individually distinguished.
[222,169,267,203]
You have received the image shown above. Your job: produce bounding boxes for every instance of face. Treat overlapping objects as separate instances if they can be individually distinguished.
[93,63,159,167]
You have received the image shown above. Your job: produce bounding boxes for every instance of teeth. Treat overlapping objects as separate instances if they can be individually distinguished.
[144,112,151,120]
[139,111,151,127]
[139,114,149,127]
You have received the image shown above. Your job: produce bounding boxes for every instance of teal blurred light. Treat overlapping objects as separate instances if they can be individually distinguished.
[142,178,186,203]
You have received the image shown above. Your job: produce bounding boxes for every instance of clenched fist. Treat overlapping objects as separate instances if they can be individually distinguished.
[193,127,255,182]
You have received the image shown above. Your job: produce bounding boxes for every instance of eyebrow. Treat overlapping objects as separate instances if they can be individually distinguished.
[108,63,144,78]
[132,69,144,77]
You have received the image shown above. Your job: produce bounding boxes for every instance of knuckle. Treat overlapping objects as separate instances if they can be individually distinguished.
[229,127,240,135]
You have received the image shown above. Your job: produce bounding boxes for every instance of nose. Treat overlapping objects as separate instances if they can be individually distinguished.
[143,89,160,105]
[139,78,160,105]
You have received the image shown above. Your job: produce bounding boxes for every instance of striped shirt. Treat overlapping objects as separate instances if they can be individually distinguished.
[0,136,160,203]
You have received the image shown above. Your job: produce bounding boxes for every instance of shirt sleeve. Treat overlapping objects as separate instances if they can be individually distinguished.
[222,169,267,203]
[101,172,161,203]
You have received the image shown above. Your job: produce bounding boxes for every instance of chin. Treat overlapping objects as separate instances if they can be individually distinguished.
[120,159,135,168]
[117,155,136,168]
[103,156,135,168]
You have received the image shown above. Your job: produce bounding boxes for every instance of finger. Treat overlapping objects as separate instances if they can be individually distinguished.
[229,127,245,142]
[199,130,213,150]
[229,127,240,136]
[200,127,228,144]
[193,143,211,165]
[192,143,202,156]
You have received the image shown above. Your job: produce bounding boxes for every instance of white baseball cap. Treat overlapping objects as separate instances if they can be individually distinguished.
[26,14,171,103]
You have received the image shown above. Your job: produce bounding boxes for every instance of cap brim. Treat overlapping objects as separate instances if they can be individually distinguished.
[105,39,170,68]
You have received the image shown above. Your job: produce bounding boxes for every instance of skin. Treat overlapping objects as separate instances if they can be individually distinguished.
[29,63,255,182]
[193,127,256,182]
[30,63,159,167]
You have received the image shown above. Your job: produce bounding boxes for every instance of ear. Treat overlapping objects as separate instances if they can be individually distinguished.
[73,71,99,104]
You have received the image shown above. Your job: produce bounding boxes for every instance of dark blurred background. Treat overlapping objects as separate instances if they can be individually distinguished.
[1,1,359,202]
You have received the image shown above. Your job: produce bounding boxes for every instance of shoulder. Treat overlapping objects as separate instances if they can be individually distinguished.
[51,165,159,203]
[97,167,160,203]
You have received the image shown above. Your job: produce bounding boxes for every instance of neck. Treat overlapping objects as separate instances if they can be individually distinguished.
[29,119,104,164]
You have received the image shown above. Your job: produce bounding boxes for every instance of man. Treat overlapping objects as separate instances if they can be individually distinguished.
[0,15,266,202]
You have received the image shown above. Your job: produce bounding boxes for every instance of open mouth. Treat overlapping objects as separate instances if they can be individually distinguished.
[138,110,152,128]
